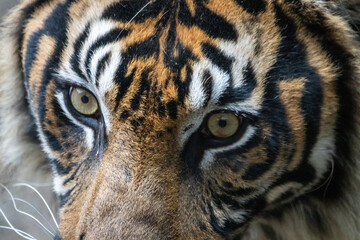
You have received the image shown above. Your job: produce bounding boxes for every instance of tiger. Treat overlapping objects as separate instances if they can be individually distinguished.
[0,0,360,239]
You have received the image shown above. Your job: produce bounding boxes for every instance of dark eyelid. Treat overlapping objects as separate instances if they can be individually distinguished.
[203,110,257,126]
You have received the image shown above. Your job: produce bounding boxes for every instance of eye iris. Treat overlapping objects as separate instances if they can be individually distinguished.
[208,113,240,138]
[70,87,99,116]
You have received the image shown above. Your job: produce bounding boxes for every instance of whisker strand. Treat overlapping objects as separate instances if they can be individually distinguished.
[13,183,59,228]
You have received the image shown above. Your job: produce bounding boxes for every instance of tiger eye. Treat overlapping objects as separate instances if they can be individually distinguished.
[207,113,240,138]
[70,87,99,116]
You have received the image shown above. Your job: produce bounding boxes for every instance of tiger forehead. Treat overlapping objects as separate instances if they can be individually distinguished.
[62,0,270,73]
[58,0,271,103]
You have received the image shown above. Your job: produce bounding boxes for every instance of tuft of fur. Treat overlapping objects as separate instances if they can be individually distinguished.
[0,3,50,186]
[0,4,57,239]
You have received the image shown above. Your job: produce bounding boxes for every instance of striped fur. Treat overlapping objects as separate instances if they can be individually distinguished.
[1,0,360,239]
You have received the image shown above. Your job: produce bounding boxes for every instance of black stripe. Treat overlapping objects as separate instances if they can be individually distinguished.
[113,33,162,111]
[218,194,241,210]
[234,0,267,15]
[63,163,82,185]
[202,43,233,73]
[202,71,213,108]
[208,202,226,236]
[155,90,166,117]
[130,70,150,111]
[215,128,261,173]
[26,0,75,152]
[242,163,270,181]
[102,0,168,23]
[242,127,281,181]
[160,5,197,73]
[223,219,246,233]
[131,117,145,131]
[219,186,254,198]
[84,28,130,79]
[95,52,111,86]
[43,130,63,151]
[181,128,205,174]
[70,24,91,81]
[173,65,193,105]
[219,62,257,105]
[120,110,131,119]
[114,67,137,111]
[166,100,178,119]
[50,159,76,175]
[21,0,54,79]
[178,0,238,41]
[59,186,75,208]
[241,196,266,213]
[208,183,224,210]
[164,37,196,72]
[275,160,316,186]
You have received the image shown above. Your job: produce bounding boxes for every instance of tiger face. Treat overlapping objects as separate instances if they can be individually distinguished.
[6,0,358,239]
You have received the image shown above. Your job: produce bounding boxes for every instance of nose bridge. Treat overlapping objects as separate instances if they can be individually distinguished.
[79,124,181,238]
[109,118,181,179]
[134,129,180,181]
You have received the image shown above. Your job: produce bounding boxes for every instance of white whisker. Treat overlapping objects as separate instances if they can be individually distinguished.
[305,159,335,197]
[13,183,59,229]
[126,1,152,27]
[115,1,152,41]
[0,184,55,237]
[322,159,335,200]
[0,226,36,236]
[14,198,57,233]
[0,208,36,240]
[16,182,53,188]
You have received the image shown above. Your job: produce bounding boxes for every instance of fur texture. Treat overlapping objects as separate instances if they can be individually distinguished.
[0,0,359,239]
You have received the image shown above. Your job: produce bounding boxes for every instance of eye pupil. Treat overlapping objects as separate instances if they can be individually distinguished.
[81,95,89,104]
[218,118,227,128]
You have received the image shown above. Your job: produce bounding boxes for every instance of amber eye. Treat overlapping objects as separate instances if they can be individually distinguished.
[207,112,240,138]
[70,87,99,116]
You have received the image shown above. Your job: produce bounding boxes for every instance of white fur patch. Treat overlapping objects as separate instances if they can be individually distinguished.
[188,59,231,110]
[308,135,335,179]
[53,173,67,196]
[188,61,207,110]
[218,33,256,88]
[201,126,256,169]
[97,44,121,96]
[89,43,114,82]
[79,20,116,82]
[55,93,95,150]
